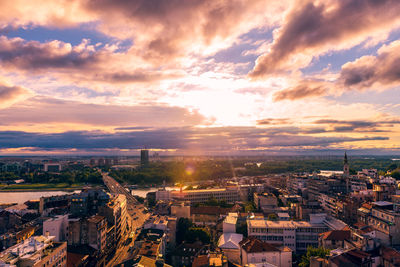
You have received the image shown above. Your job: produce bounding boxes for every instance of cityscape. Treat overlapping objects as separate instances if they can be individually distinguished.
[0,0,400,267]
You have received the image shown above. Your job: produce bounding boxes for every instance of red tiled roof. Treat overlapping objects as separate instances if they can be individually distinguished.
[320,230,351,241]
[239,237,280,253]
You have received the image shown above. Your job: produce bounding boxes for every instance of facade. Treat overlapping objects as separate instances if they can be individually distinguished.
[239,237,292,267]
[43,215,68,242]
[99,194,127,245]
[67,215,107,253]
[319,230,351,249]
[223,213,237,233]
[170,202,190,219]
[43,163,61,172]
[367,202,400,246]
[247,219,328,252]
[172,187,241,204]
[253,193,277,213]
[218,233,243,264]
[0,235,67,267]
[141,149,149,166]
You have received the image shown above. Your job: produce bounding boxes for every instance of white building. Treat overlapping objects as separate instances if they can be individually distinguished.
[239,237,292,267]
[247,219,328,252]
[0,235,67,267]
[43,214,69,242]
[218,233,243,264]
[223,213,238,233]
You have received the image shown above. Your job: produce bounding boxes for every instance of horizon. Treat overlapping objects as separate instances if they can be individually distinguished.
[0,1,399,155]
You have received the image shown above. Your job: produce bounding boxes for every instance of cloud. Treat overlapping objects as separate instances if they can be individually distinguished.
[339,40,400,90]
[250,0,400,77]
[0,36,180,86]
[0,80,32,108]
[0,127,388,153]
[314,119,400,133]
[0,97,208,128]
[273,80,328,101]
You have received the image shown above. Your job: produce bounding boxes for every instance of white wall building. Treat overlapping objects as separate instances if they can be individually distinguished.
[43,214,69,242]
[240,237,292,267]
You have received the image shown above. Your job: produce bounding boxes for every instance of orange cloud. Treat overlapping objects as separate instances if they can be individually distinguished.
[250,0,400,78]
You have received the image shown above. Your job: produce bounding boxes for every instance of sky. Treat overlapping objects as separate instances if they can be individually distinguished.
[0,0,399,156]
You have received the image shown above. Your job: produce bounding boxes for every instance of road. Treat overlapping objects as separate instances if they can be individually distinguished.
[102,172,150,266]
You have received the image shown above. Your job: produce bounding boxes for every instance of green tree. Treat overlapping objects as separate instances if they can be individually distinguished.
[391,171,400,180]
[236,222,248,237]
[299,246,330,267]
[176,218,193,244]
[244,202,256,212]
[185,228,211,244]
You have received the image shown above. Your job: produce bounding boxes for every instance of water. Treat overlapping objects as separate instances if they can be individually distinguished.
[0,186,181,204]
[0,191,80,204]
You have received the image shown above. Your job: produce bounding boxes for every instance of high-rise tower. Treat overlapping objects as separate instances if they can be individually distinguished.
[140,149,149,166]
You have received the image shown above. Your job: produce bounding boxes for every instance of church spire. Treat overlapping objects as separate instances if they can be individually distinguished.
[344,152,348,164]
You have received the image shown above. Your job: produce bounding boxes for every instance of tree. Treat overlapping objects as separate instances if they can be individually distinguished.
[185,228,211,244]
[236,222,248,237]
[244,202,256,212]
[391,171,400,180]
[176,218,193,244]
[299,246,330,267]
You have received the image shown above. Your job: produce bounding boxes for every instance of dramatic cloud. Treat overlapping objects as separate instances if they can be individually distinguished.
[0,36,179,86]
[250,0,400,77]
[0,81,32,108]
[0,127,388,153]
[339,40,400,90]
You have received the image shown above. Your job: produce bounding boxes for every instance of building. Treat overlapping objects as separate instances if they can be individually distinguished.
[367,201,400,246]
[67,215,107,253]
[191,206,233,226]
[0,235,67,267]
[141,149,149,166]
[43,163,61,172]
[43,214,68,242]
[239,237,292,267]
[319,230,351,249]
[70,189,110,216]
[99,194,127,245]
[218,233,243,264]
[223,213,238,233]
[247,218,328,252]
[171,202,190,219]
[172,187,241,204]
[253,193,277,213]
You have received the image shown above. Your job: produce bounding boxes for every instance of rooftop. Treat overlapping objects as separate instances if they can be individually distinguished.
[320,230,351,241]
[248,219,324,229]
[239,237,291,253]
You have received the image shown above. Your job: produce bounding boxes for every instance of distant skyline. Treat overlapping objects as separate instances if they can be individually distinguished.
[0,0,399,155]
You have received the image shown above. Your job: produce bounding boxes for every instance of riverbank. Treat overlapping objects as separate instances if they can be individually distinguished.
[0,183,86,192]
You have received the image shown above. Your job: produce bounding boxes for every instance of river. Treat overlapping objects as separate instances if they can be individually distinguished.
[0,191,81,204]
[0,186,182,204]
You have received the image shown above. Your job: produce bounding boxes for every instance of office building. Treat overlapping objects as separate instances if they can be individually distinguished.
[141,149,149,166]
[247,218,328,252]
